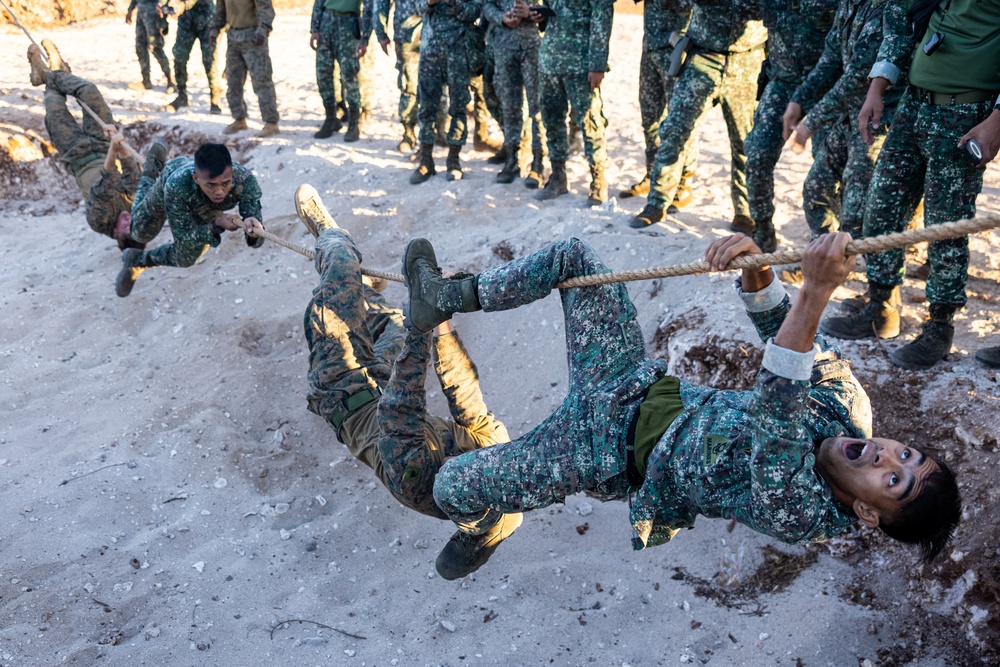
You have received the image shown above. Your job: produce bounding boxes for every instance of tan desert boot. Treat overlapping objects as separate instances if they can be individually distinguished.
[223,119,248,135]
[257,122,279,138]
[27,45,51,87]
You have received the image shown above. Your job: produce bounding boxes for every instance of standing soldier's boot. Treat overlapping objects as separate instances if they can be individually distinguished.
[209,86,223,115]
[752,217,778,253]
[398,123,417,153]
[445,145,463,181]
[620,150,655,198]
[142,73,154,90]
[536,160,568,201]
[410,143,436,184]
[587,165,608,207]
[258,122,280,138]
[166,90,189,112]
[344,107,361,142]
[116,248,150,298]
[165,76,176,95]
[524,150,544,189]
[890,304,956,370]
[668,166,696,212]
[496,147,519,184]
[224,118,249,135]
[629,204,665,228]
[819,284,901,340]
[487,145,509,165]
[315,104,343,139]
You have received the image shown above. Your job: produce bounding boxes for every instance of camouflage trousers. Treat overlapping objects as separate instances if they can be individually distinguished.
[135,3,171,81]
[225,27,280,123]
[803,114,884,237]
[863,88,993,307]
[306,229,487,518]
[316,11,362,111]
[172,5,222,105]
[470,44,503,133]
[394,30,421,126]
[417,46,471,146]
[638,47,698,176]
[539,70,608,167]
[43,71,112,177]
[433,239,646,535]
[745,78,801,225]
[129,176,213,268]
[493,39,543,154]
[647,47,764,215]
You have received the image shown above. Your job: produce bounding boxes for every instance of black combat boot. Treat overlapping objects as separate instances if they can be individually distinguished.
[535,160,568,201]
[143,139,169,180]
[445,145,463,181]
[587,165,608,207]
[496,147,519,184]
[344,106,361,142]
[839,283,902,315]
[752,217,778,253]
[890,304,956,370]
[166,91,188,112]
[142,74,154,90]
[487,144,509,165]
[402,238,482,332]
[315,105,343,139]
[397,123,417,153]
[524,150,544,189]
[630,204,665,229]
[819,283,901,340]
[116,248,150,298]
[410,143,436,184]
[976,341,1000,369]
[435,513,523,580]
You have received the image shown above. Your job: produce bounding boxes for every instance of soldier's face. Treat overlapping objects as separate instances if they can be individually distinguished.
[815,437,939,526]
[193,166,234,204]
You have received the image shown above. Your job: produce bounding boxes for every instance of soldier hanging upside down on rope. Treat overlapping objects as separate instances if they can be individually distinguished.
[293,185,517,574]
[401,232,961,580]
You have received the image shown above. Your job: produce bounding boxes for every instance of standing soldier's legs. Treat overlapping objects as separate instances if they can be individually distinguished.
[839,122,886,238]
[331,16,363,138]
[243,33,280,125]
[444,50,472,146]
[315,14,339,118]
[138,6,172,85]
[539,73,570,164]
[171,14,197,107]
[521,45,544,163]
[803,121,849,237]
[719,47,764,226]
[358,44,376,119]
[396,35,421,150]
[565,73,609,204]
[225,33,250,121]
[416,50,446,146]
[197,16,223,111]
[494,48,525,153]
[745,79,794,247]
[135,16,152,82]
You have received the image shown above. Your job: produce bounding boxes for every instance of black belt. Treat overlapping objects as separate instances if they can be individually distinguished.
[330,386,381,430]
[326,9,360,16]
[913,87,998,106]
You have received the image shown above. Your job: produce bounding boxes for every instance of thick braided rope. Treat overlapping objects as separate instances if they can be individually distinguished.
[253,228,405,283]
[555,214,1000,289]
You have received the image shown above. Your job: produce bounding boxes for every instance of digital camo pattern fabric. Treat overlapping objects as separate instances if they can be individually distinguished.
[223,27,280,123]
[863,89,994,307]
[173,0,223,105]
[636,0,692,164]
[130,0,172,81]
[432,238,867,551]
[312,2,363,112]
[306,229,508,518]
[129,156,264,268]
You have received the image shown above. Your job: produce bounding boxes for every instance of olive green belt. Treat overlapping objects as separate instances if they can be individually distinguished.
[330,387,381,430]
[72,152,104,172]
[913,87,998,106]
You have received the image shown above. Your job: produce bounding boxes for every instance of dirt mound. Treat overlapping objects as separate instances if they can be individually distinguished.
[1,0,312,28]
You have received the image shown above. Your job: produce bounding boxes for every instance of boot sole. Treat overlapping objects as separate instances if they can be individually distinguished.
[890,349,949,371]
[817,320,900,341]
[402,238,437,332]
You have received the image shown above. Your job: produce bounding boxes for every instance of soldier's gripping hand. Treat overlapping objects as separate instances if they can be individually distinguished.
[782,102,802,142]
[959,109,1000,168]
[357,41,368,58]
[310,32,320,50]
[704,233,774,294]
[799,232,854,301]
[859,77,890,146]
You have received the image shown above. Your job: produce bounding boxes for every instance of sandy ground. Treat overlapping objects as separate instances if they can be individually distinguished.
[1,9,999,666]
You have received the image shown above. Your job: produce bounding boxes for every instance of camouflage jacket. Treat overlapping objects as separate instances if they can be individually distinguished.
[760,0,837,82]
[641,0,692,53]
[868,0,915,85]
[152,156,264,249]
[211,0,274,31]
[481,0,542,50]
[419,0,482,52]
[687,0,766,54]
[537,0,614,75]
[86,157,141,238]
[629,277,869,550]
[791,0,904,132]
[365,0,423,43]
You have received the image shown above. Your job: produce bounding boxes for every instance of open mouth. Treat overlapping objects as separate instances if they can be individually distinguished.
[844,440,868,461]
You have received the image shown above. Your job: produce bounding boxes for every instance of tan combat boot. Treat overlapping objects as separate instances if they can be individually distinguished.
[41,39,70,73]
[257,122,279,138]
[27,45,51,87]
[223,119,249,135]
[294,184,337,237]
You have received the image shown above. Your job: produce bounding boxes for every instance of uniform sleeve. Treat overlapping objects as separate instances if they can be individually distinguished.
[211,0,227,29]
[86,171,123,237]
[735,275,793,343]
[869,0,914,83]
[790,17,844,111]
[128,0,138,12]
[164,180,222,249]
[255,0,276,30]
[374,0,391,41]
[481,0,506,27]
[589,0,614,73]
[311,0,324,33]
[803,7,886,131]
[235,170,264,248]
[448,0,483,24]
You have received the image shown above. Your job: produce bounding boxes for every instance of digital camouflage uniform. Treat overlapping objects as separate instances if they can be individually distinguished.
[432,238,867,548]
[646,0,767,216]
[128,0,173,84]
[128,156,265,268]
[537,0,614,168]
[43,71,140,239]
[306,229,509,517]
[416,0,481,146]
[861,0,1000,308]
[481,0,543,154]
[470,19,505,141]
[789,0,900,237]
[636,0,694,177]
[366,0,424,128]
[212,0,280,124]
[172,0,223,108]
[312,0,364,115]
[745,0,835,229]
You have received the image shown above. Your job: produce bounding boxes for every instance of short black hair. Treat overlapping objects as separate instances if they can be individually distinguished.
[193,143,232,178]
[879,455,961,563]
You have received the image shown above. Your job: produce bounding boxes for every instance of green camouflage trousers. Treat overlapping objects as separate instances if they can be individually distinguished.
[43,71,112,174]
[433,238,655,535]
[225,27,280,123]
[306,229,505,518]
[316,11,361,111]
[863,88,994,307]
[471,44,503,133]
[129,175,213,268]
[392,24,422,126]
[134,3,171,81]
[803,115,884,237]
[647,48,764,215]
[638,47,698,176]
[172,4,222,105]
[539,70,608,167]
[493,40,543,154]
[746,79,800,225]
[417,46,471,146]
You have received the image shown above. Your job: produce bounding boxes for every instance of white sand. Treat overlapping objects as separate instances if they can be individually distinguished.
[1,10,998,666]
